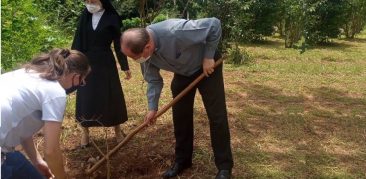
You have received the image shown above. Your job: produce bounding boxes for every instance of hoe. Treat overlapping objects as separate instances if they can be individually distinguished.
[85,59,223,175]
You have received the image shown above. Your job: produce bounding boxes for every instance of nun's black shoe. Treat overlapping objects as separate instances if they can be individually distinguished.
[162,162,191,178]
[215,170,231,179]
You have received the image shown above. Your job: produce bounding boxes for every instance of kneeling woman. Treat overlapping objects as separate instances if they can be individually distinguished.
[0,48,90,179]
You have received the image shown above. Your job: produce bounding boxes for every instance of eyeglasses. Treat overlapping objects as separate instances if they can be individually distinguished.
[72,74,86,87]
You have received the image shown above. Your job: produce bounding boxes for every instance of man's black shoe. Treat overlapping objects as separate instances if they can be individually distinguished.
[215,170,231,179]
[162,162,192,178]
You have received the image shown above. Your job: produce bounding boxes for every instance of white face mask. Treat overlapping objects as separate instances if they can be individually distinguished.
[86,3,102,14]
[135,56,151,64]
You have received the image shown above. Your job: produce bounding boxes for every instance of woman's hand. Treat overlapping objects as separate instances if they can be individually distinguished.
[20,136,55,179]
[124,70,132,80]
[35,159,54,178]
[43,121,67,179]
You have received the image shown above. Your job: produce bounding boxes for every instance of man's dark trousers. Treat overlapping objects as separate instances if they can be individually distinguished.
[170,57,233,170]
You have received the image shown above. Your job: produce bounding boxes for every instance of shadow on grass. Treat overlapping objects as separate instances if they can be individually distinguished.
[238,39,285,50]
[234,148,366,178]
[341,38,366,43]
[226,81,366,178]
[311,86,366,107]
[238,37,362,52]
[314,40,355,49]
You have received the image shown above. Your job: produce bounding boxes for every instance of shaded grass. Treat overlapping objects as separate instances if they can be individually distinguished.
[33,31,366,178]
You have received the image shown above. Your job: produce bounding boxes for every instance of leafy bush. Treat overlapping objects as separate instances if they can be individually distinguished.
[205,0,280,48]
[1,0,69,71]
[33,0,84,35]
[152,14,168,24]
[304,0,348,44]
[122,17,142,30]
[246,0,282,41]
[112,0,139,19]
[280,0,305,48]
[342,0,366,38]
[227,44,252,65]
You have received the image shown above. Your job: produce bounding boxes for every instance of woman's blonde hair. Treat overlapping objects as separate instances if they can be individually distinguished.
[24,48,90,80]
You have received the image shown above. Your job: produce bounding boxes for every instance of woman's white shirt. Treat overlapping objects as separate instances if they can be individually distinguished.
[0,69,66,150]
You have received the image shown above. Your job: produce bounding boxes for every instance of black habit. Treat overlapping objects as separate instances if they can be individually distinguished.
[71,2,129,127]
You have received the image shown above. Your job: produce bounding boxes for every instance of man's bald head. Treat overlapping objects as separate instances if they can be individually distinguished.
[121,28,150,55]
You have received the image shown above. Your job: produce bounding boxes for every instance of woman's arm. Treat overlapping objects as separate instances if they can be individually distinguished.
[21,136,54,178]
[43,121,67,179]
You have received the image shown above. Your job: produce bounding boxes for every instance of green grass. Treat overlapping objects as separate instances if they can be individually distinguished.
[224,30,366,178]
[56,30,366,178]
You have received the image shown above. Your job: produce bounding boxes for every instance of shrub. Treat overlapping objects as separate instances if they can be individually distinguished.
[1,0,69,71]
[227,44,252,65]
[152,14,168,24]
[122,17,142,30]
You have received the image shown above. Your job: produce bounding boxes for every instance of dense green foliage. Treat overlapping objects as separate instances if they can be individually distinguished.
[304,0,348,44]
[1,0,83,71]
[343,0,366,38]
[227,43,253,65]
[2,0,366,70]
[33,0,84,35]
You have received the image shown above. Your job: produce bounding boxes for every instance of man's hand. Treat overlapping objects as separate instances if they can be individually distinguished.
[35,159,54,179]
[144,110,157,125]
[203,58,215,77]
[124,70,132,80]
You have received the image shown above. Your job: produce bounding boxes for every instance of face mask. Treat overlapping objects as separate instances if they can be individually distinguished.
[86,3,101,14]
[65,75,85,94]
[65,82,81,94]
[135,56,151,64]
[65,86,77,94]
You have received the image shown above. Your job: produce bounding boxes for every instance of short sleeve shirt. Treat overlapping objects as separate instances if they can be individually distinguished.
[0,69,66,149]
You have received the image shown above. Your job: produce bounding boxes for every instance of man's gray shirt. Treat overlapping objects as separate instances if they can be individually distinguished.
[141,18,222,110]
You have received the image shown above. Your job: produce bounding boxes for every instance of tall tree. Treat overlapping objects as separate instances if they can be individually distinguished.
[304,0,348,44]
[342,0,366,38]
[280,0,305,48]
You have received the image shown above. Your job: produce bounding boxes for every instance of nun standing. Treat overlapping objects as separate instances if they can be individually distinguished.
[71,0,131,147]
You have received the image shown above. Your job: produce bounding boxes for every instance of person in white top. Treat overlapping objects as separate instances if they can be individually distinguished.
[1,48,90,179]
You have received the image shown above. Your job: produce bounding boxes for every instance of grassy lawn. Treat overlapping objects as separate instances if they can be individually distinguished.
[55,30,366,178]
[225,36,366,178]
